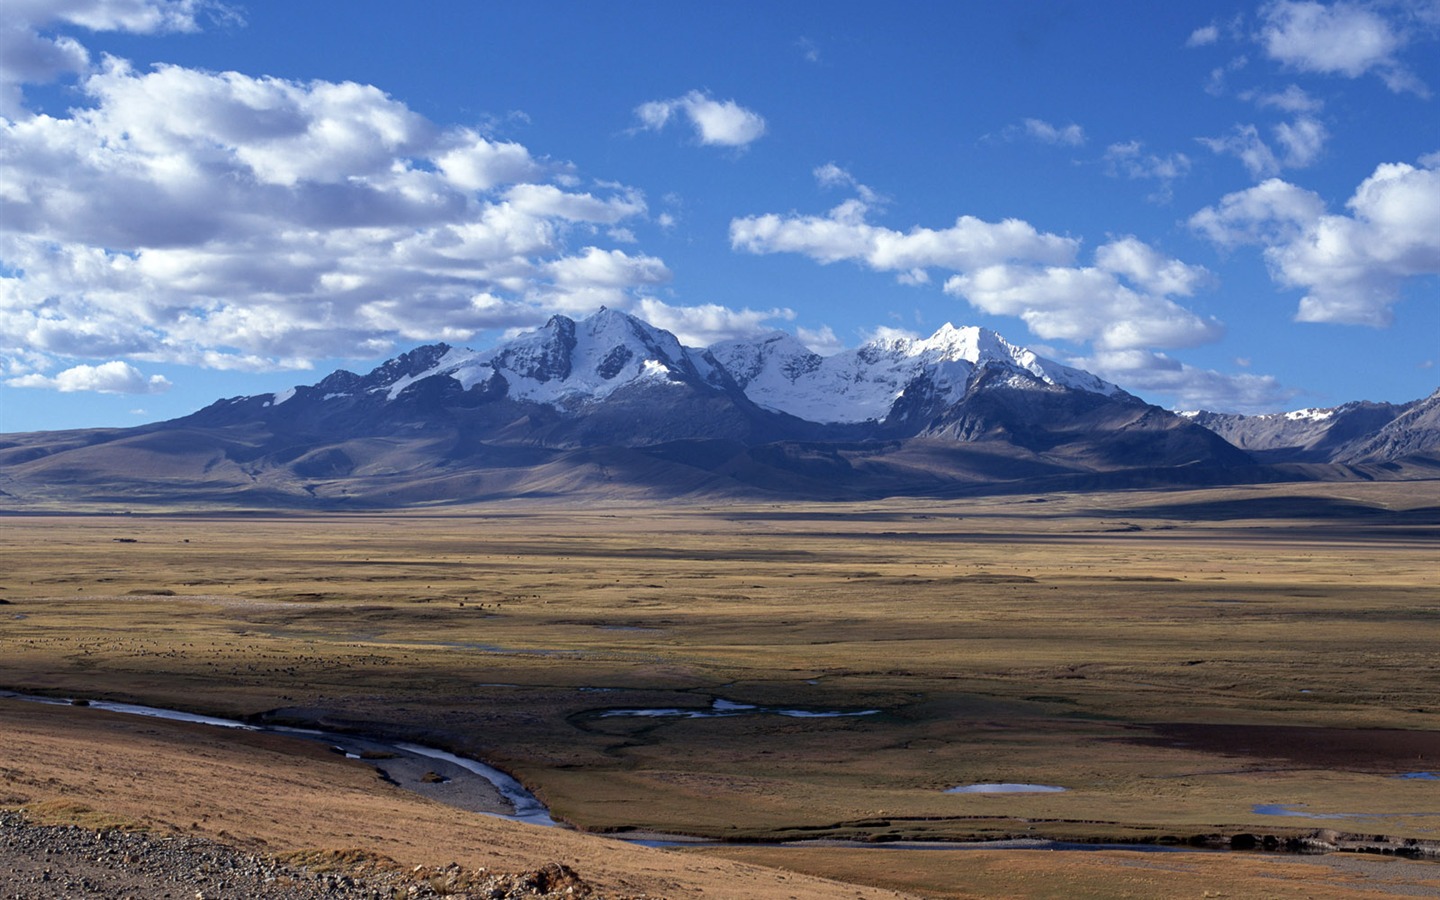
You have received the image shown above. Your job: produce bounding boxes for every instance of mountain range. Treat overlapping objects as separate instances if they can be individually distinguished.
[1,308,1436,507]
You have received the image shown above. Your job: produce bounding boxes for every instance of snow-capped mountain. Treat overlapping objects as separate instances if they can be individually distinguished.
[1180,395,1429,464]
[461,308,733,407]
[18,307,1434,509]
[267,308,733,412]
[708,324,1122,425]
[258,309,1129,434]
[158,306,1244,481]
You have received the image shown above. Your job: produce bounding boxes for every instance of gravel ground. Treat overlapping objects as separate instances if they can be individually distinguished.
[0,810,628,899]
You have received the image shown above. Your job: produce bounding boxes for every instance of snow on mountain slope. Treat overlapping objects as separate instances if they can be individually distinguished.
[297,308,729,413]
[263,309,1124,430]
[709,323,1122,424]
[467,308,722,408]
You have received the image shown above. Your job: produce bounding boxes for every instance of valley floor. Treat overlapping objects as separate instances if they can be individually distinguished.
[2,480,1438,897]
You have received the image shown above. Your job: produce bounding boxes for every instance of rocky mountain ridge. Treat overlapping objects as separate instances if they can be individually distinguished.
[1180,390,1440,464]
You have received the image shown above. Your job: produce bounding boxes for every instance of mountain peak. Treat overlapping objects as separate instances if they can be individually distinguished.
[712,320,1122,424]
[905,323,998,361]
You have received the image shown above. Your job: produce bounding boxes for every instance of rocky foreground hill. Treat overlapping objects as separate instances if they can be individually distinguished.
[0,810,619,899]
[0,309,1435,507]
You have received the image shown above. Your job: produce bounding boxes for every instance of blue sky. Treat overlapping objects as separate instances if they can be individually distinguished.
[1,0,1437,433]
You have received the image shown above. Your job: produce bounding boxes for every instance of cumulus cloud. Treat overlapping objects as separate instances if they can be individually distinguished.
[942,237,1223,352]
[632,298,793,347]
[505,183,646,223]
[1188,24,1221,46]
[1258,0,1427,95]
[860,325,921,345]
[1272,115,1328,167]
[733,177,1224,359]
[1189,157,1440,325]
[1076,348,1297,413]
[1018,118,1086,147]
[1203,79,1331,180]
[0,0,223,116]
[1248,84,1323,112]
[813,163,884,205]
[1104,141,1192,202]
[535,247,672,312]
[435,131,545,191]
[1188,177,1327,246]
[730,201,1077,275]
[796,324,844,355]
[0,31,728,385]
[1201,116,1328,178]
[634,90,767,147]
[7,360,171,394]
[1200,125,1282,178]
[1204,54,1251,96]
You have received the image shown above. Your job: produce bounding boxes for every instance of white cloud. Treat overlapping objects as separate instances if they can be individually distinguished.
[547,247,670,291]
[0,0,221,117]
[735,183,1224,357]
[504,183,646,223]
[27,0,217,33]
[1204,54,1250,96]
[813,163,883,205]
[860,325,921,345]
[730,206,1077,273]
[1104,141,1192,202]
[0,41,670,381]
[813,162,850,189]
[1078,349,1297,413]
[1200,124,1283,178]
[1094,237,1211,297]
[1190,157,1440,325]
[942,238,1223,352]
[1201,115,1328,178]
[7,360,171,394]
[1188,177,1327,247]
[632,298,793,347]
[1272,115,1328,168]
[1020,118,1085,147]
[796,324,843,355]
[435,131,544,191]
[1258,0,1426,94]
[1249,84,1323,112]
[634,90,767,148]
[1187,24,1221,47]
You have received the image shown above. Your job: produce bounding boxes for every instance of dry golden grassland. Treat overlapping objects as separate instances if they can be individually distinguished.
[1,480,1438,896]
[700,843,1440,899]
[0,698,910,900]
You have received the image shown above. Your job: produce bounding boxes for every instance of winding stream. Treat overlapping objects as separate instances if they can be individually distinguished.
[9,690,1430,858]
[0,691,554,827]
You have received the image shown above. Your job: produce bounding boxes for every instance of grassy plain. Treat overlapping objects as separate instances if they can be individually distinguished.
[2,480,1439,895]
